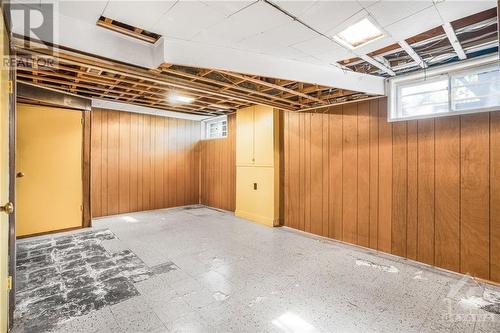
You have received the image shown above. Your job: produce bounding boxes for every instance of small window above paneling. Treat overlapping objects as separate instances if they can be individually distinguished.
[202,116,228,140]
[388,56,500,122]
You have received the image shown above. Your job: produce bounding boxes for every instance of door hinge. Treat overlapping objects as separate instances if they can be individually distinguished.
[8,80,13,94]
[7,276,12,290]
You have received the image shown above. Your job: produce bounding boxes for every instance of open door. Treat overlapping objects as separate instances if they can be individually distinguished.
[0,6,13,333]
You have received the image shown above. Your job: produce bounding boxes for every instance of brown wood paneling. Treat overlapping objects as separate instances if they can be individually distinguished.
[107,111,119,215]
[357,101,370,247]
[91,109,102,218]
[417,119,435,265]
[342,104,358,244]
[199,113,236,211]
[283,98,500,283]
[406,120,418,260]
[460,113,490,279]
[434,116,460,272]
[377,98,392,253]
[491,111,500,282]
[91,108,200,217]
[368,100,379,249]
[310,113,323,236]
[392,121,407,257]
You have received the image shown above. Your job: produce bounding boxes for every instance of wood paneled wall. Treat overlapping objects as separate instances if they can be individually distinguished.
[91,109,200,217]
[283,98,500,283]
[199,114,236,211]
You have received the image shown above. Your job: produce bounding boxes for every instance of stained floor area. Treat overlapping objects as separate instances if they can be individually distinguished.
[14,206,500,332]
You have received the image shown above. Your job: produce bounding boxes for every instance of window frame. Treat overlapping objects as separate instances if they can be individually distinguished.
[388,55,500,122]
[202,115,228,140]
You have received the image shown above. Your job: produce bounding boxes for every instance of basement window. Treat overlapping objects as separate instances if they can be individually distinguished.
[203,116,227,139]
[389,58,500,121]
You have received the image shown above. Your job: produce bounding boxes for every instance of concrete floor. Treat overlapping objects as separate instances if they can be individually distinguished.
[15,205,500,332]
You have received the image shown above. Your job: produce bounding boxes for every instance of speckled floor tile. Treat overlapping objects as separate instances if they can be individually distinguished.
[13,205,500,332]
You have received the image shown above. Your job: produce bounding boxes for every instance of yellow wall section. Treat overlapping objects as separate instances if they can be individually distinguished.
[235,105,280,227]
[0,10,10,332]
[16,104,83,237]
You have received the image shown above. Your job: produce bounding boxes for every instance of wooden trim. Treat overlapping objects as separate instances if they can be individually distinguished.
[17,82,91,111]
[16,226,82,239]
[82,110,91,227]
[6,18,16,331]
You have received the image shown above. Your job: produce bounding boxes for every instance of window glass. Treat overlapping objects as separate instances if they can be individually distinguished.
[204,116,228,139]
[390,63,500,121]
[451,66,500,111]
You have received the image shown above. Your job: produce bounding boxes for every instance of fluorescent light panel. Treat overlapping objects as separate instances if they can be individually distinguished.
[334,18,384,49]
[168,93,195,104]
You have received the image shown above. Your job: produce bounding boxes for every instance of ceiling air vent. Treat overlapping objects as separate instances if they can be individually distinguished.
[97,16,161,44]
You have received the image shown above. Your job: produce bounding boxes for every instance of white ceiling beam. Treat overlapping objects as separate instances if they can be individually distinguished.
[442,22,467,60]
[398,41,428,69]
[360,54,396,76]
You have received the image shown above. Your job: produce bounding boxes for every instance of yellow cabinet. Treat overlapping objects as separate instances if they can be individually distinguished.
[253,106,275,166]
[235,105,280,227]
[236,106,254,165]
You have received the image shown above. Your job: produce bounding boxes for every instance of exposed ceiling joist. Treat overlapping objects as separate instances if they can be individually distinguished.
[14,38,373,116]
[442,22,467,60]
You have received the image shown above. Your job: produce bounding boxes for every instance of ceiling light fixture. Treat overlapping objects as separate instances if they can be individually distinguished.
[333,17,384,49]
[168,93,195,104]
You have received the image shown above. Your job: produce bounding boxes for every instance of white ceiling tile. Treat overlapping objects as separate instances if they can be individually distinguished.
[435,0,497,23]
[103,0,177,31]
[384,5,442,41]
[354,35,396,54]
[298,1,365,33]
[313,47,354,63]
[57,0,108,23]
[291,36,354,59]
[366,0,434,28]
[235,21,318,52]
[258,46,310,61]
[192,1,291,46]
[268,0,318,17]
[357,0,380,9]
[201,0,257,17]
[152,1,225,40]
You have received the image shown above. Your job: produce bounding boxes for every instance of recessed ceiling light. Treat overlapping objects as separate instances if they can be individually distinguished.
[168,93,195,104]
[333,17,384,49]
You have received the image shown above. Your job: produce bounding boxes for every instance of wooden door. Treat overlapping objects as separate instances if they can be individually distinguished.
[16,104,83,237]
[0,9,11,332]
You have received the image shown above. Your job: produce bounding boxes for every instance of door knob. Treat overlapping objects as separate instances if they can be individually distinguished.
[16,172,25,178]
[0,202,14,214]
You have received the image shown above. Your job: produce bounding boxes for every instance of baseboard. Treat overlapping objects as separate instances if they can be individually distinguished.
[235,210,279,227]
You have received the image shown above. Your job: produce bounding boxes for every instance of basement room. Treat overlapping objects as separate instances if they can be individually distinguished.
[0,0,500,332]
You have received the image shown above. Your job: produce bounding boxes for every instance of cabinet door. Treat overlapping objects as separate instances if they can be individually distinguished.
[236,106,254,166]
[253,106,274,166]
